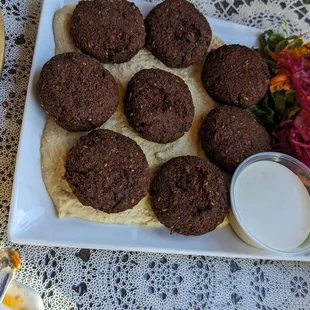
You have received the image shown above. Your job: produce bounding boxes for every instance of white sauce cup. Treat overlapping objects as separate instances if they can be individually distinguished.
[229,152,310,256]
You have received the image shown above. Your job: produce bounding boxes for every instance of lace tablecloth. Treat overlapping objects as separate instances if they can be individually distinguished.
[0,0,309,309]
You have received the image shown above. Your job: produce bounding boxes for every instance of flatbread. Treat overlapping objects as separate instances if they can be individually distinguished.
[41,4,227,227]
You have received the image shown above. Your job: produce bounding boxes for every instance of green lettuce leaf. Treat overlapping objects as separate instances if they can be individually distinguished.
[249,90,298,132]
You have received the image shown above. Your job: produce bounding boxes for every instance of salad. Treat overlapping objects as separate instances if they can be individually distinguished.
[249,24,310,167]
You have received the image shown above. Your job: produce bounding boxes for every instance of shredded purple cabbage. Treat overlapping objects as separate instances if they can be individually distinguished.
[273,53,310,166]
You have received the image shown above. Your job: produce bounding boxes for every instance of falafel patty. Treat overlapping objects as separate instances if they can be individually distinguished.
[37,52,119,131]
[70,0,145,63]
[65,129,150,213]
[200,105,271,173]
[150,156,230,236]
[124,69,195,143]
[202,44,269,108]
[145,0,212,68]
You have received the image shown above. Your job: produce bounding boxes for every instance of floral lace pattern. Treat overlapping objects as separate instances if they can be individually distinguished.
[0,0,309,309]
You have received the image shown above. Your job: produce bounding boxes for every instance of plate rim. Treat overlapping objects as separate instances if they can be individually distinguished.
[8,0,310,262]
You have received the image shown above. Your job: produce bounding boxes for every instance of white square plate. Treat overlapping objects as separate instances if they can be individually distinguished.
[9,0,310,261]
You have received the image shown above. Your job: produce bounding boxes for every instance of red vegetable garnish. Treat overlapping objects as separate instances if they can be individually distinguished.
[271,38,310,166]
[250,29,310,166]
[274,110,310,167]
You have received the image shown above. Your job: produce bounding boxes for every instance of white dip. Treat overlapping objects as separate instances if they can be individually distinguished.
[234,160,310,251]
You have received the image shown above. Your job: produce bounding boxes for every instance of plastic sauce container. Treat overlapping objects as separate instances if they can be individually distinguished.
[229,152,310,256]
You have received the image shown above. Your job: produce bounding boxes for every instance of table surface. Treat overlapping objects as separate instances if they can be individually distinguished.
[0,0,310,309]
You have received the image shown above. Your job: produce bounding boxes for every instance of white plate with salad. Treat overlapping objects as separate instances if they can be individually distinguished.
[8,0,310,261]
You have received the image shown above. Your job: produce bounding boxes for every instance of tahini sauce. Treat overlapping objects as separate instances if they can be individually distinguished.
[234,161,310,251]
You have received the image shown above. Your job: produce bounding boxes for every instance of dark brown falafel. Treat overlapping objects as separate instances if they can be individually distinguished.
[70,0,145,63]
[65,129,150,213]
[202,44,269,108]
[37,52,119,131]
[124,69,194,143]
[200,105,271,173]
[150,156,230,236]
[145,0,212,68]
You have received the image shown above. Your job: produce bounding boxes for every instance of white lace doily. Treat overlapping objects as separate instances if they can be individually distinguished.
[0,0,309,309]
